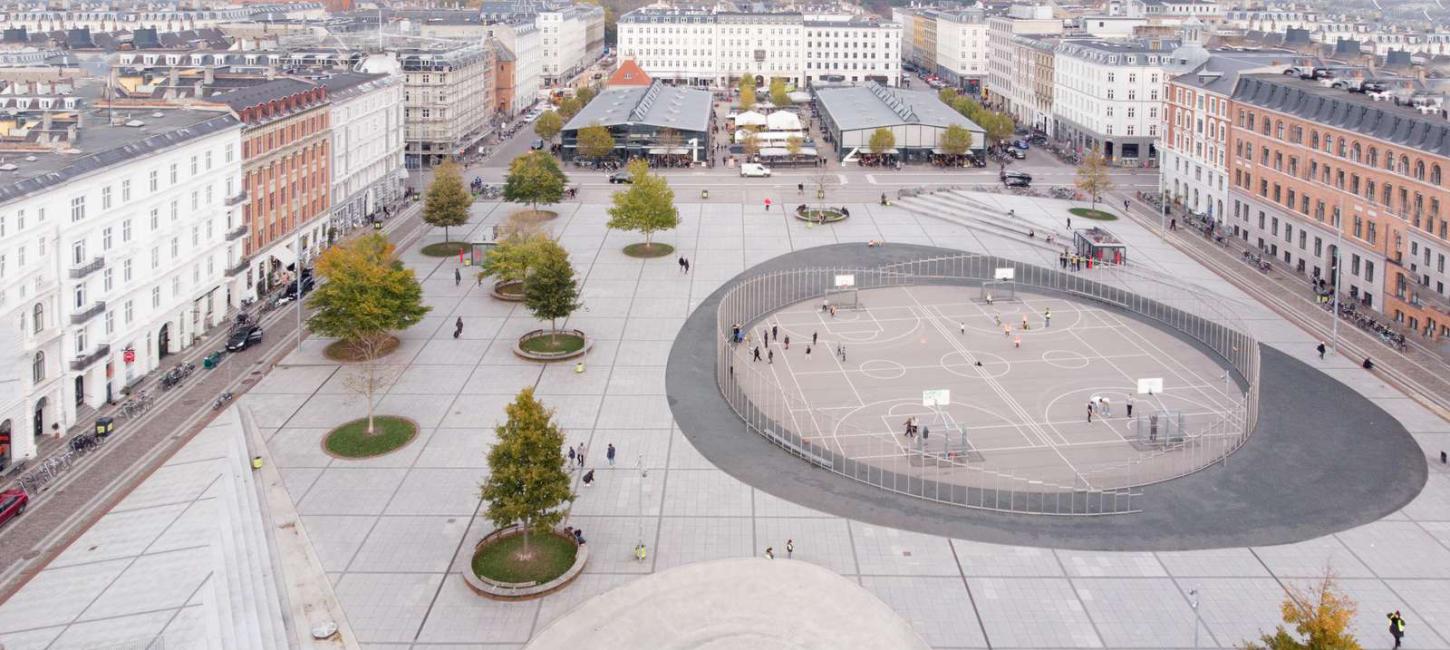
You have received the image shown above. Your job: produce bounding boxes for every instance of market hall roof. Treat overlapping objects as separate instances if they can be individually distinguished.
[562,80,712,133]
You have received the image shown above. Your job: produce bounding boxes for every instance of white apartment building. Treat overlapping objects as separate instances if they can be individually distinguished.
[1219,10,1319,34]
[985,5,1062,113]
[617,9,899,88]
[320,71,405,239]
[397,45,495,169]
[1162,54,1291,220]
[0,106,242,465]
[538,5,605,86]
[926,8,990,91]
[491,20,543,114]
[1052,38,1170,160]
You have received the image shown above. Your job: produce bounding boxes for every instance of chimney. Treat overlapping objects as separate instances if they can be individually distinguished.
[204,66,214,85]
[41,111,51,132]
[168,66,178,88]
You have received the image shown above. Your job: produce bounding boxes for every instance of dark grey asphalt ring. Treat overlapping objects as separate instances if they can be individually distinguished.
[666,243,1428,551]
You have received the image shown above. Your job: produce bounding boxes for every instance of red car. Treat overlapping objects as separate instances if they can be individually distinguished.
[0,489,27,528]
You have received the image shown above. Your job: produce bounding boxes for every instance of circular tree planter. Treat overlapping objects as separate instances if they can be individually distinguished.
[511,209,559,223]
[464,525,587,601]
[323,336,401,363]
[420,241,470,257]
[322,416,419,459]
[490,279,526,302]
[514,329,592,361]
[1068,207,1119,221]
[793,206,848,224]
[623,242,674,258]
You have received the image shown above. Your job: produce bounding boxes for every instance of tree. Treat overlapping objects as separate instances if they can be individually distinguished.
[769,77,790,108]
[1075,147,1115,212]
[478,233,561,286]
[982,111,1016,147]
[576,123,615,160]
[480,388,573,560]
[785,134,804,158]
[607,159,679,251]
[523,249,582,342]
[938,87,959,105]
[740,127,761,157]
[940,124,974,158]
[868,127,896,155]
[557,96,584,121]
[422,159,471,242]
[307,234,431,433]
[533,110,563,142]
[503,152,567,214]
[575,85,597,106]
[656,127,683,155]
[952,96,983,122]
[1242,572,1361,650]
[738,74,756,110]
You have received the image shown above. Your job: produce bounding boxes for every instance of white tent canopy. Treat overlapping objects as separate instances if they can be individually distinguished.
[734,111,767,126]
[787,90,811,104]
[766,111,802,131]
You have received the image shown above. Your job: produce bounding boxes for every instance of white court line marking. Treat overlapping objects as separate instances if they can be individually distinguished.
[1076,308,1223,414]
[765,316,846,457]
[959,295,1077,448]
[1092,307,1241,412]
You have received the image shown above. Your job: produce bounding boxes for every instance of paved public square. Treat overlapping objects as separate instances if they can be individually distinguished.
[2,187,1447,649]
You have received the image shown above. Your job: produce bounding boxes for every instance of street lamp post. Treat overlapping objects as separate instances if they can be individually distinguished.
[1330,205,1345,355]
[1189,588,1201,649]
[636,453,646,549]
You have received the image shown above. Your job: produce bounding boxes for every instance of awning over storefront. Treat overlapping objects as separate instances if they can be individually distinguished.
[646,147,692,155]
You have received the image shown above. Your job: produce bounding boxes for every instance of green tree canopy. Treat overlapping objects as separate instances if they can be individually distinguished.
[738,74,756,110]
[1242,573,1361,650]
[607,159,678,250]
[479,233,563,285]
[576,123,615,160]
[952,96,983,122]
[740,127,761,157]
[1074,147,1115,211]
[557,96,584,121]
[533,110,563,141]
[785,134,804,157]
[480,388,574,557]
[938,87,959,105]
[523,249,582,340]
[422,159,471,242]
[503,151,568,214]
[982,111,1016,146]
[769,77,790,108]
[576,84,598,105]
[868,127,896,155]
[940,124,974,157]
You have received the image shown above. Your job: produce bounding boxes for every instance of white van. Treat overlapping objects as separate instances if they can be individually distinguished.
[740,163,772,177]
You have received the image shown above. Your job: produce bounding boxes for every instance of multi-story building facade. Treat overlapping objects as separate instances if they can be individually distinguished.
[210,79,331,297]
[895,7,988,92]
[1227,74,1450,340]
[1004,34,1058,134]
[1052,38,1172,161]
[616,9,900,88]
[538,4,604,85]
[319,71,404,239]
[985,5,1062,112]
[1162,54,1292,221]
[398,45,495,168]
[489,19,542,116]
[0,104,242,465]
[0,3,324,32]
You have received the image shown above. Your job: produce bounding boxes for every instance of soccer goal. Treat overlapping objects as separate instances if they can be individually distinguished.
[977,280,1017,303]
[825,287,860,310]
[1135,410,1185,445]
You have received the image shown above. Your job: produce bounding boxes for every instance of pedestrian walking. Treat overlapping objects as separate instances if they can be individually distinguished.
[762,328,769,344]
[635,543,648,561]
[568,446,576,466]
[768,349,774,364]
[960,322,966,335]
[1389,611,1406,648]
[683,258,690,273]
[1067,216,1072,230]
[812,331,818,345]
[1021,315,1029,330]
[805,345,812,359]
[583,469,595,486]
[607,443,616,466]
[764,547,775,559]
[1087,401,1094,423]
[678,256,686,273]
[454,317,463,339]
[1014,335,1021,348]
[1044,308,1052,328]
[783,335,790,350]
[578,443,587,468]
[772,325,778,341]
[753,346,762,362]
[786,539,794,558]
[454,268,461,286]
[1004,323,1012,337]
[1126,396,1134,418]
[1317,341,1327,359]
[1124,199,1129,212]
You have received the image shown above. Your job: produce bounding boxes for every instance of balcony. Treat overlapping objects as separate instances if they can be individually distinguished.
[225,259,250,277]
[225,190,249,207]
[70,343,110,371]
[225,223,249,241]
[68,257,105,279]
[70,301,106,325]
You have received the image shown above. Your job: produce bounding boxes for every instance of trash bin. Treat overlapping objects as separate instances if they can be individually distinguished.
[95,416,115,439]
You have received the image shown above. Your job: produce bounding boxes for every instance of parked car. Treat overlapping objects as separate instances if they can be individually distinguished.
[226,325,264,352]
[740,163,772,177]
[1009,147,1027,160]
[1001,171,1032,187]
[283,274,315,298]
[608,170,634,184]
[531,138,546,150]
[0,489,27,528]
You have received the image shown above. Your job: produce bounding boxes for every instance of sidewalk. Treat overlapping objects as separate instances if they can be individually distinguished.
[1118,190,1450,418]
[0,202,428,603]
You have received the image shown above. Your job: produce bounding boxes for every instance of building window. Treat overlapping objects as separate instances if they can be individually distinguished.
[32,351,44,383]
[70,196,85,223]
[32,303,42,333]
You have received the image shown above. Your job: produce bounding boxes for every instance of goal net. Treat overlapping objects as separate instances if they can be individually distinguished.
[825,287,860,310]
[1135,410,1185,445]
[977,280,1017,303]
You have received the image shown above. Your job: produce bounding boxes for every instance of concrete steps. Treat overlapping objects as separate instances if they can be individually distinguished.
[896,192,1065,255]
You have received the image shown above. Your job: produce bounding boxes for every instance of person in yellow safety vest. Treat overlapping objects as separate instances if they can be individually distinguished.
[251,456,263,471]
[1389,610,1406,648]
[634,543,647,562]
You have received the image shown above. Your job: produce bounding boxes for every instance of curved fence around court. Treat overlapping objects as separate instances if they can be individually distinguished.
[714,253,1261,516]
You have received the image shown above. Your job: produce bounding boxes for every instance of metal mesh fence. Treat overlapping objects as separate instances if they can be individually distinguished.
[714,254,1261,516]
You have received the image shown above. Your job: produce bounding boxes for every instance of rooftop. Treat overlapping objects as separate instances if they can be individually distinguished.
[314,71,392,100]
[1232,74,1450,157]
[1172,52,1298,94]
[209,77,319,112]
[814,82,984,133]
[0,106,238,206]
[562,80,711,133]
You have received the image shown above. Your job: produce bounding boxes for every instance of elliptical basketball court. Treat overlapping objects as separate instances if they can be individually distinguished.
[728,284,1249,493]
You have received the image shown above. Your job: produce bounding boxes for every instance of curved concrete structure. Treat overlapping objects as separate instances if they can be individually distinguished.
[667,243,1428,550]
[525,558,929,650]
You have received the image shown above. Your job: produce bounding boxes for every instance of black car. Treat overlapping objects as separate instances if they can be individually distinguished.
[226,325,263,352]
[1001,171,1033,187]
[531,138,545,150]
[284,275,316,297]
[608,170,634,184]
